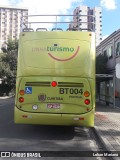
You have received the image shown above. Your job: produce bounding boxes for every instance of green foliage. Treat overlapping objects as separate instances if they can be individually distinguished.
[1,37,18,54]
[0,37,18,96]
[96,54,108,74]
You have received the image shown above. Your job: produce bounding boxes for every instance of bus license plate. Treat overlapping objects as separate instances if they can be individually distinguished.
[47,103,60,109]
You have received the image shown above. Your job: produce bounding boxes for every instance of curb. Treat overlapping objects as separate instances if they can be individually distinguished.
[0,95,15,99]
[93,126,119,160]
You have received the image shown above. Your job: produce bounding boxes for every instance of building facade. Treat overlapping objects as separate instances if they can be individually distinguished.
[96,29,120,107]
[69,6,102,46]
[0,6,28,50]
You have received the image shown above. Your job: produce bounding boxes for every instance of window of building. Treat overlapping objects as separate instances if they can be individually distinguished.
[108,46,113,59]
[103,46,113,59]
[103,50,107,56]
[116,41,120,57]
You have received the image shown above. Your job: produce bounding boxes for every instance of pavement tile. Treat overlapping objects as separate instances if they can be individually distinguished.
[95,102,120,159]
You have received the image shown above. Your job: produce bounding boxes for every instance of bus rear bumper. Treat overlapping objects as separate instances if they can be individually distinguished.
[14,107,95,127]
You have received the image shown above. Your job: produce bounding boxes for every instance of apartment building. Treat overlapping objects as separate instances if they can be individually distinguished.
[69,6,102,46]
[0,6,28,51]
[96,29,120,73]
[96,29,120,107]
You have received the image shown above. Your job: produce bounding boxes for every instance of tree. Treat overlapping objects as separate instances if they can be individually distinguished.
[0,37,18,96]
[96,54,108,74]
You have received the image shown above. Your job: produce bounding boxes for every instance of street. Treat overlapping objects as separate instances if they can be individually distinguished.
[0,97,108,160]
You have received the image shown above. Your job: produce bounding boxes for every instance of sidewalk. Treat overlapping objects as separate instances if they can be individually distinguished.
[0,95,15,99]
[95,102,120,160]
[0,95,15,106]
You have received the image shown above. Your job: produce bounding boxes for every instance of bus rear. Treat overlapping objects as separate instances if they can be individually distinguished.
[15,15,95,127]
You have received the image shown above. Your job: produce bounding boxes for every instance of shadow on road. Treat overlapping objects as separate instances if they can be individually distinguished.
[0,122,76,140]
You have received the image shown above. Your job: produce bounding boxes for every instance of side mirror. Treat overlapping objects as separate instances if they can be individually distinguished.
[116,63,120,79]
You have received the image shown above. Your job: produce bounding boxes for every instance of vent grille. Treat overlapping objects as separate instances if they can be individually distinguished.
[25,82,84,87]
[25,82,50,87]
[58,82,84,87]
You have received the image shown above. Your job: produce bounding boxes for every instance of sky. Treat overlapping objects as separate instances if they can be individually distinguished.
[0,0,120,40]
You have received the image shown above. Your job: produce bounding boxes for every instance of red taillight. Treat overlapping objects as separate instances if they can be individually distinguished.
[51,81,57,87]
[79,117,84,120]
[19,90,25,95]
[84,99,90,105]
[19,97,24,103]
[22,115,27,118]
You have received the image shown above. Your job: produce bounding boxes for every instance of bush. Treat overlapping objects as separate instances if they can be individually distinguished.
[0,37,18,96]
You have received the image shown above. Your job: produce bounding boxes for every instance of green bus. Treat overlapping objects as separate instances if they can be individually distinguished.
[15,15,95,127]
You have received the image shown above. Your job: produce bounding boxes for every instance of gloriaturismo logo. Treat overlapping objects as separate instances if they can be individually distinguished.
[48,46,80,61]
[32,44,80,61]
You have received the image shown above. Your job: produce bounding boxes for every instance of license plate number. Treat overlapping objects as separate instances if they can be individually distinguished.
[47,103,60,109]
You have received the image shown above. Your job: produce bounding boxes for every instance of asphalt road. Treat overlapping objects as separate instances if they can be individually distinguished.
[0,97,107,160]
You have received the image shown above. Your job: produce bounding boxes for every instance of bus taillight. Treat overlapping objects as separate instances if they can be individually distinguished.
[19,97,24,103]
[20,90,25,95]
[84,91,90,97]
[51,81,57,87]
[84,99,90,105]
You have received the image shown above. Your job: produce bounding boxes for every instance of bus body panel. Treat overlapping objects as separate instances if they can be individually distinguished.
[15,107,95,127]
[15,76,95,113]
[17,32,95,78]
[15,31,95,127]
